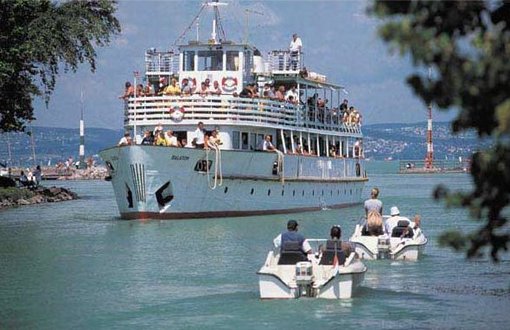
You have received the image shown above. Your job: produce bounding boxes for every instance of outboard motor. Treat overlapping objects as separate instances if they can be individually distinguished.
[295,261,314,297]
[377,237,390,259]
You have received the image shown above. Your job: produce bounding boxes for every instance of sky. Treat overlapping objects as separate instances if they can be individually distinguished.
[33,0,457,130]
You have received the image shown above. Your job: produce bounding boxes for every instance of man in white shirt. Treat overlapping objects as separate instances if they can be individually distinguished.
[289,33,302,70]
[285,85,298,103]
[118,132,132,146]
[262,135,276,151]
[385,206,410,236]
[194,122,205,149]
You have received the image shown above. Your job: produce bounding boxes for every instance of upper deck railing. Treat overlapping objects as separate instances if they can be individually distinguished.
[143,49,307,76]
[266,50,305,74]
[145,50,180,75]
[123,95,362,136]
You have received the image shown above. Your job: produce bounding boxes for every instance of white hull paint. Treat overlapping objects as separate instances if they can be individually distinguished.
[350,225,428,261]
[100,145,367,219]
[257,248,366,299]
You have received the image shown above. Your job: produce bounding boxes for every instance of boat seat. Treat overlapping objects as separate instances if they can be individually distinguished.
[278,241,307,265]
[319,241,346,265]
[391,221,414,238]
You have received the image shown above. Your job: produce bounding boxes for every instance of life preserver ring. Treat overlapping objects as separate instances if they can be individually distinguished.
[169,106,185,122]
[221,77,238,93]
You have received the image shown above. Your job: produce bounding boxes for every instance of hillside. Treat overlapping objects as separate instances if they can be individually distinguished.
[0,123,489,166]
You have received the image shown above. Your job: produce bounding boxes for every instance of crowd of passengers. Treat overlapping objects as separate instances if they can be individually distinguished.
[118,122,363,158]
[119,79,362,126]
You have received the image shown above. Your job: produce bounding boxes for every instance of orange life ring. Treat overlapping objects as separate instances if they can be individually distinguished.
[221,77,238,93]
[169,106,185,122]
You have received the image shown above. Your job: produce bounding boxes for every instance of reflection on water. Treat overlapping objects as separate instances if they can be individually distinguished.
[0,164,509,329]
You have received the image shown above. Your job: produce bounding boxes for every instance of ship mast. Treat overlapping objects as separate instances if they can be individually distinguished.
[207,0,227,44]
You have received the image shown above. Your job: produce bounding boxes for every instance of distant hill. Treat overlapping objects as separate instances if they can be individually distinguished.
[363,121,489,160]
[0,127,122,167]
[0,122,489,166]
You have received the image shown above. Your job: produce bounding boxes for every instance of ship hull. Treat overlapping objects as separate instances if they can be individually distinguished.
[100,146,367,220]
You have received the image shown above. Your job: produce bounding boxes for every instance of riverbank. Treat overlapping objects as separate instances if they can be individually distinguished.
[0,186,78,209]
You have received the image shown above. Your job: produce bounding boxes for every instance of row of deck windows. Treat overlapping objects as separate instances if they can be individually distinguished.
[220,186,361,196]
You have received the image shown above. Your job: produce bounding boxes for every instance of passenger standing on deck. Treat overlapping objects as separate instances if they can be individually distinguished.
[194,121,205,149]
[364,187,383,216]
[273,220,312,254]
[289,33,302,70]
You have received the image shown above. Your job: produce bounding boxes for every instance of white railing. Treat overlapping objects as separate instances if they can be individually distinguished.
[267,50,304,73]
[124,96,362,135]
[145,52,180,74]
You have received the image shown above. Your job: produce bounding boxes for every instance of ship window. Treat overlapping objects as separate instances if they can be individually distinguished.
[293,190,295,196]
[350,189,353,195]
[197,50,223,71]
[226,51,239,71]
[268,189,271,196]
[183,51,195,71]
[312,190,315,196]
[302,190,304,196]
[232,131,240,149]
[322,190,324,196]
[241,132,249,150]
[256,134,264,151]
[250,133,257,151]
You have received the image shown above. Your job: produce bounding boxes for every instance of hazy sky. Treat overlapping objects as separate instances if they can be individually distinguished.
[33,0,457,129]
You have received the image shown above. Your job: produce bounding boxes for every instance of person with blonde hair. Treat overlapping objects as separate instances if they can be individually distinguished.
[365,210,384,236]
[364,187,383,216]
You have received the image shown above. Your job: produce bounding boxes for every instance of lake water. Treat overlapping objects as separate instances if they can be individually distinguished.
[0,161,508,329]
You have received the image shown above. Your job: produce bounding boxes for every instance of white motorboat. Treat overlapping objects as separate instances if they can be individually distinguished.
[257,239,367,299]
[349,216,428,261]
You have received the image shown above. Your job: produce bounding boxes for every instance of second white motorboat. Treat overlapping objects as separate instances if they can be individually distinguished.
[257,239,367,299]
[350,216,428,261]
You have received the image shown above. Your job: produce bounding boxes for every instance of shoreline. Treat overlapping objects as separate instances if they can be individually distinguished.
[0,186,78,210]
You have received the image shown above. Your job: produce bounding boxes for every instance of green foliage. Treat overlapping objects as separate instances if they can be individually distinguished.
[0,187,35,201]
[370,0,510,261]
[0,0,120,132]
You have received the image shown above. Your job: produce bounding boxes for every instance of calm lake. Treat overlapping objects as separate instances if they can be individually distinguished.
[0,161,508,329]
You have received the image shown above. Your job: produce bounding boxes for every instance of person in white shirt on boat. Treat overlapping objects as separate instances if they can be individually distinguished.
[262,135,276,152]
[118,132,132,146]
[285,85,298,103]
[385,206,410,236]
[289,33,302,70]
[165,130,181,147]
[193,122,205,149]
[273,220,312,255]
[410,214,423,238]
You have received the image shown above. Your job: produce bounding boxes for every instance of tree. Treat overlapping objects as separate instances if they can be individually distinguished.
[369,0,510,261]
[0,0,120,132]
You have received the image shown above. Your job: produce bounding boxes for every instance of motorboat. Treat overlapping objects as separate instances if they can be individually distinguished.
[257,239,367,299]
[349,216,427,261]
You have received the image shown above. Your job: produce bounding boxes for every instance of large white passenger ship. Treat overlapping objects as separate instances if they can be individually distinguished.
[100,1,368,219]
